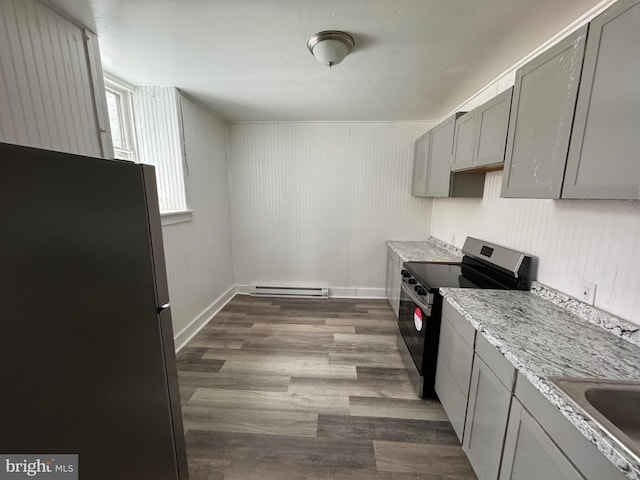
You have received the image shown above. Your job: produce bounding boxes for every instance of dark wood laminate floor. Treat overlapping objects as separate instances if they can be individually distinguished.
[177,295,476,480]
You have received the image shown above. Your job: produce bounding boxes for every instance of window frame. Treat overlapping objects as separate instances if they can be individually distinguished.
[104,74,137,162]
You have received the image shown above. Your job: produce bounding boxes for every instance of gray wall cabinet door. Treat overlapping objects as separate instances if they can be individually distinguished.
[451,111,478,171]
[475,87,513,169]
[501,26,588,198]
[426,114,458,197]
[499,398,583,480]
[411,131,431,196]
[452,88,513,172]
[463,353,512,480]
[563,0,640,199]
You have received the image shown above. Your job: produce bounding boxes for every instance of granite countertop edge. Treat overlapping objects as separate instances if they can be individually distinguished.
[439,288,640,480]
[386,237,462,263]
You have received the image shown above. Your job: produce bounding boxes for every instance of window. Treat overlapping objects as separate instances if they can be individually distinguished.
[103,76,190,219]
[104,76,137,162]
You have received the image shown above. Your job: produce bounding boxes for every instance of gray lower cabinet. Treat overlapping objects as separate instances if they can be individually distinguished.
[501,26,588,198]
[411,131,431,197]
[434,300,476,441]
[463,335,515,480]
[514,373,627,480]
[500,398,583,480]
[452,88,513,172]
[385,246,400,317]
[563,0,640,199]
[438,309,628,480]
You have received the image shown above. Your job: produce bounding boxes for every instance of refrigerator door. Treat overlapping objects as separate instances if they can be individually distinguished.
[159,307,189,480]
[141,164,170,309]
[0,143,185,480]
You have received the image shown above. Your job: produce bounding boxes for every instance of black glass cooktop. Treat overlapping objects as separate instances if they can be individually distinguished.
[403,262,507,291]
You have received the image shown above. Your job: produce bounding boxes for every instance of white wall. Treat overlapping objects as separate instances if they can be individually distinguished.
[0,0,106,157]
[133,87,188,213]
[228,122,434,296]
[165,94,235,348]
[431,0,640,325]
[432,174,640,324]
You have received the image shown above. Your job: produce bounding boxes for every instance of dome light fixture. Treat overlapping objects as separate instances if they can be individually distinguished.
[307,30,355,68]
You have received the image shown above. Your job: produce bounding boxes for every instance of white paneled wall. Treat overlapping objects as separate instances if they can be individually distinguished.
[133,87,188,213]
[164,94,234,347]
[228,122,434,295]
[432,173,640,324]
[0,0,103,157]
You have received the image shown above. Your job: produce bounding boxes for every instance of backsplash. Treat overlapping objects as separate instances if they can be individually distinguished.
[531,282,640,347]
[431,171,640,325]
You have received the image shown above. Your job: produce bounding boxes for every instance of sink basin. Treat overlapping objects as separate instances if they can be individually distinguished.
[552,377,640,462]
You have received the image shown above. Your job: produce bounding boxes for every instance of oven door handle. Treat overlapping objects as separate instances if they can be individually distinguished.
[401,281,432,316]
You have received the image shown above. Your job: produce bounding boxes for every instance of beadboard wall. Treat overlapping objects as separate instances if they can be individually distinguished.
[133,87,188,213]
[228,122,434,296]
[0,0,107,157]
[431,173,640,324]
[165,94,235,348]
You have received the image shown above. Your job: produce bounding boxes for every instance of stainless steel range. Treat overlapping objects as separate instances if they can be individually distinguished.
[397,237,532,398]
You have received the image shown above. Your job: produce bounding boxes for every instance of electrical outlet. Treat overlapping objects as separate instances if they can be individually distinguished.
[579,280,596,305]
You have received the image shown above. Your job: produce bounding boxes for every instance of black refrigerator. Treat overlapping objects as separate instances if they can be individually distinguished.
[0,142,189,479]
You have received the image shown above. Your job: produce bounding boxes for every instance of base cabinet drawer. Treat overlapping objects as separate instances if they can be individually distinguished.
[500,398,583,480]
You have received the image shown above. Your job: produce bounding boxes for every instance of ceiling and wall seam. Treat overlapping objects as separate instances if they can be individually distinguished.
[441,0,618,120]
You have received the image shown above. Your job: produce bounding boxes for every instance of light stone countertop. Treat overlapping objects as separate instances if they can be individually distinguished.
[439,287,640,480]
[387,237,462,264]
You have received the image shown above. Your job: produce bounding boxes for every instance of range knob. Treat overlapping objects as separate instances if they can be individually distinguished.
[408,278,417,285]
[415,286,427,296]
[401,270,411,278]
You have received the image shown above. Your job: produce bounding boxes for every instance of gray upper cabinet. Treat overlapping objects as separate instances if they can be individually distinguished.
[475,88,513,168]
[501,26,588,198]
[411,131,431,196]
[452,88,513,172]
[451,111,478,171]
[412,113,485,198]
[563,0,640,199]
[426,114,459,197]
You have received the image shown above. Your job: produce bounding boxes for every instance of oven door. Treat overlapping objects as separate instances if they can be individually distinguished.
[398,281,432,375]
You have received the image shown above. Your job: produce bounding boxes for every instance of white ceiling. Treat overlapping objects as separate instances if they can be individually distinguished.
[48,0,604,122]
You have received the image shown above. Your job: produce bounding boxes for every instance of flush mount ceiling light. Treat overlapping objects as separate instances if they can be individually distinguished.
[307,30,355,68]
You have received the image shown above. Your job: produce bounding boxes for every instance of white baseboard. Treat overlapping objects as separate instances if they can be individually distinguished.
[236,284,386,299]
[174,285,237,352]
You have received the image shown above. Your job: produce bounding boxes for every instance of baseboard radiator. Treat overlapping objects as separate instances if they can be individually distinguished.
[249,285,329,298]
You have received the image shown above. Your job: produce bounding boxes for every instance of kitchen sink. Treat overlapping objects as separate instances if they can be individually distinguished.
[552,377,640,462]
